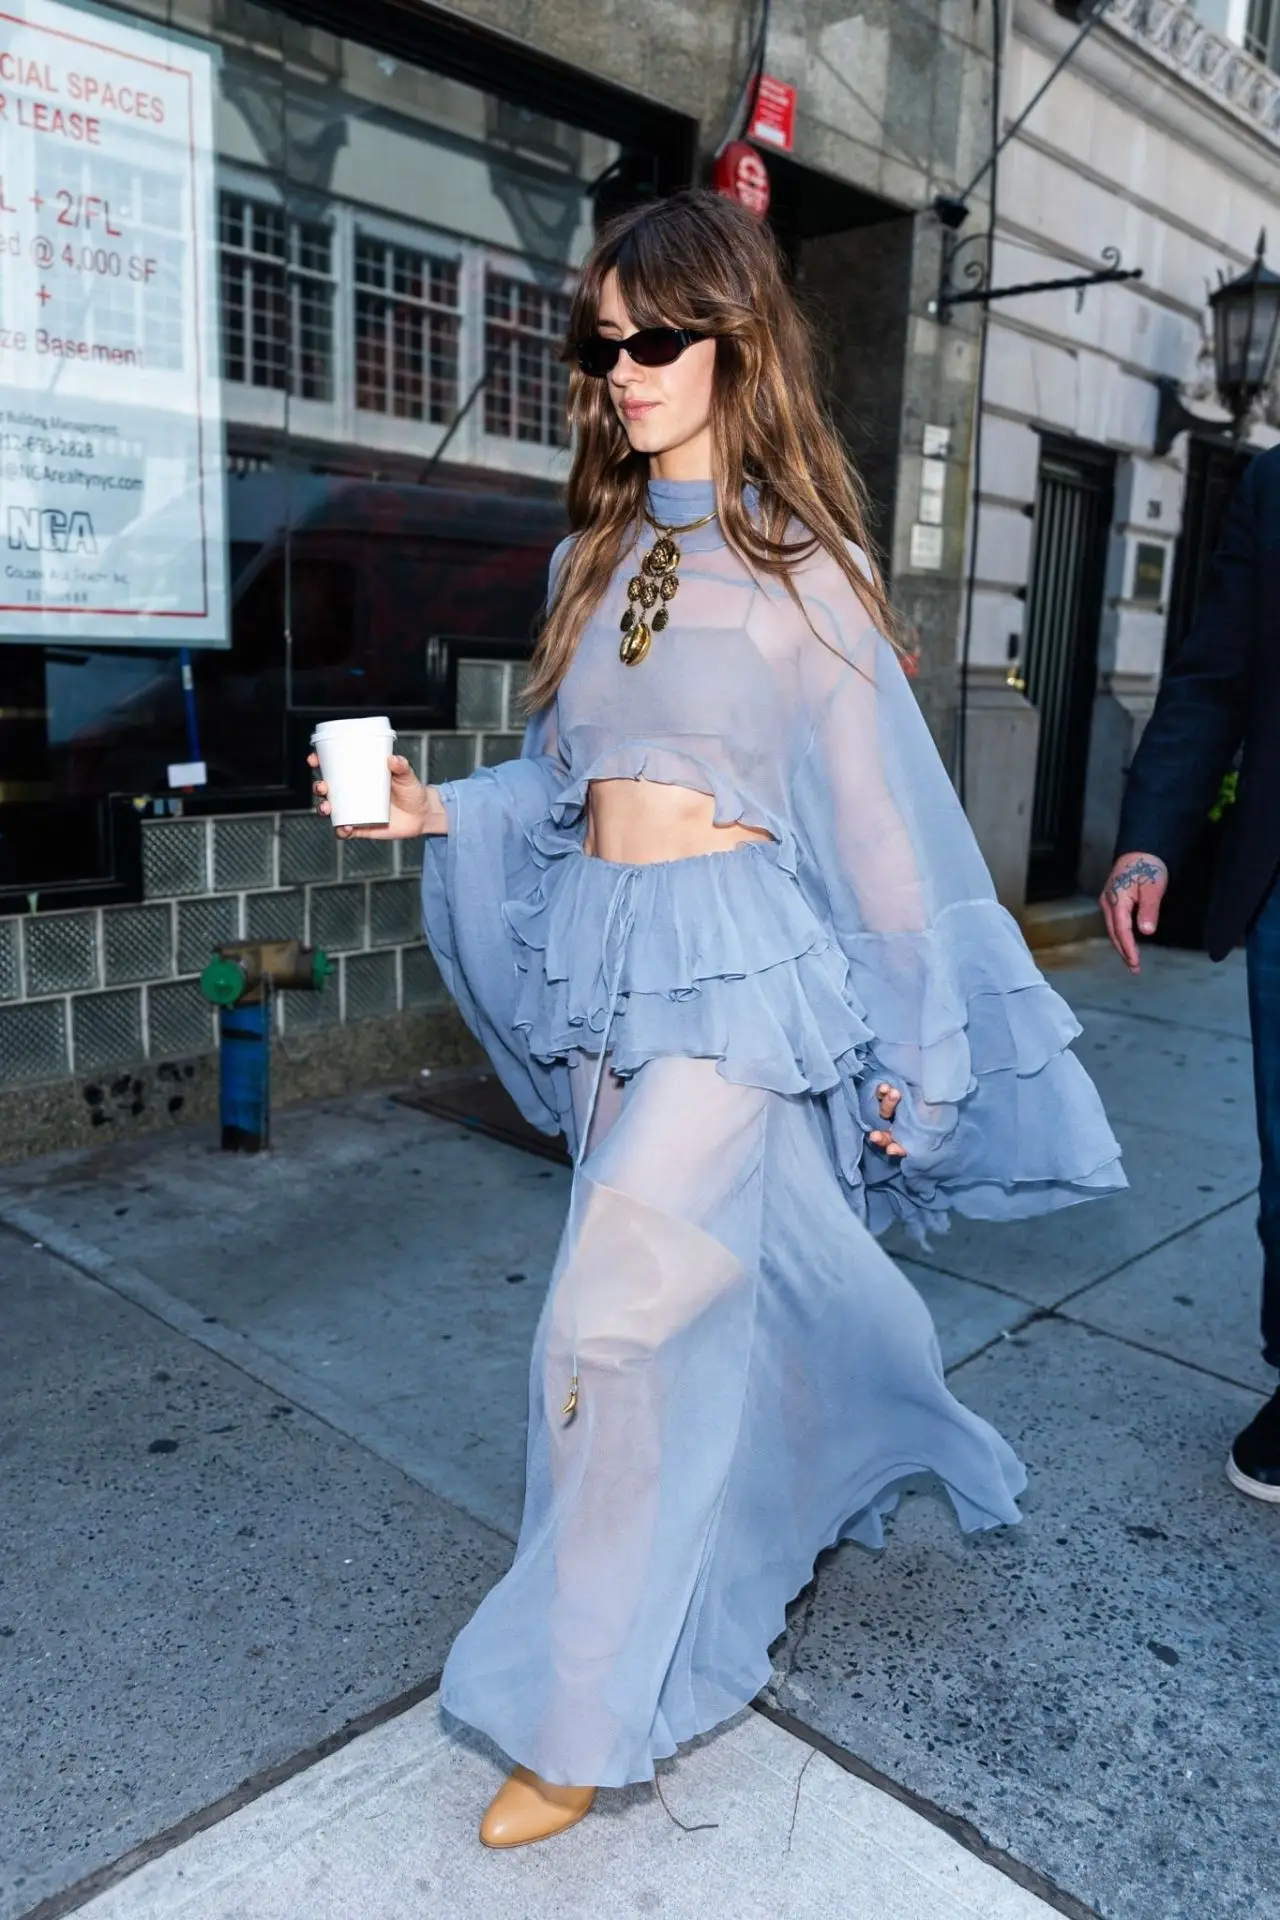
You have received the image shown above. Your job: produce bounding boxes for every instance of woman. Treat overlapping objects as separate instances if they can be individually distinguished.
[312,190,1124,1848]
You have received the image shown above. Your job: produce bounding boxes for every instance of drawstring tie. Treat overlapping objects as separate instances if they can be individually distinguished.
[561,864,638,1421]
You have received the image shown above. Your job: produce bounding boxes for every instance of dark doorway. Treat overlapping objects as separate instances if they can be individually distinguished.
[1024,435,1116,900]
[768,152,912,573]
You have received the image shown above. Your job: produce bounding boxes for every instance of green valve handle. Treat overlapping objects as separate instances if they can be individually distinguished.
[200,955,249,1007]
[311,948,334,991]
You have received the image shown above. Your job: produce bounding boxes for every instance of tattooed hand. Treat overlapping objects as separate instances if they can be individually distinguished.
[1100,851,1169,974]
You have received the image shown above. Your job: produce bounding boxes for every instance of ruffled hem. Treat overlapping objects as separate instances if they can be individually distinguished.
[507,842,869,1098]
[528,741,796,875]
[499,842,1125,1238]
[837,898,1083,1102]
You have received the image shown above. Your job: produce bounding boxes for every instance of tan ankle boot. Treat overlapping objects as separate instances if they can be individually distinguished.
[479,1765,596,1849]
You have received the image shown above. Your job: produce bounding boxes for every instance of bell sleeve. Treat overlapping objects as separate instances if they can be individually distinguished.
[419,545,574,1139]
[790,549,1126,1242]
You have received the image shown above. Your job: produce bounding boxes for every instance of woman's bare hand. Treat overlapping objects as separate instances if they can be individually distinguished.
[1100,850,1168,974]
[868,1081,908,1160]
[308,752,444,839]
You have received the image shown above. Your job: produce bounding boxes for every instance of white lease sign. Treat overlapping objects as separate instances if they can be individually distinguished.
[0,0,227,646]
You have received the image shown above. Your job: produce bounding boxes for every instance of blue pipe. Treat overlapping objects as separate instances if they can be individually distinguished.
[218,998,270,1151]
[179,647,203,767]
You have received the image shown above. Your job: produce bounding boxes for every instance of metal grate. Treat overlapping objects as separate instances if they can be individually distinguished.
[213,816,276,891]
[426,734,478,783]
[148,981,215,1058]
[177,897,240,975]
[279,812,338,885]
[308,883,366,952]
[344,951,397,1019]
[73,990,143,1073]
[354,232,459,423]
[456,661,506,731]
[340,836,395,878]
[244,890,306,941]
[402,944,446,1008]
[0,1001,69,1085]
[142,820,209,898]
[369,880,422,947]
[103,905,173,985]
[24,913,99,995]
[480,734,523,767]
[0,920,19,1000]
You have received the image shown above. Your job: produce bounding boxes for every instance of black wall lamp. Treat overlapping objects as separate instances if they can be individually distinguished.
[1155,234,1280,456]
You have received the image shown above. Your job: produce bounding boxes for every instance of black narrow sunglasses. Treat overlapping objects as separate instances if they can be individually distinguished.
[575,327,707,377]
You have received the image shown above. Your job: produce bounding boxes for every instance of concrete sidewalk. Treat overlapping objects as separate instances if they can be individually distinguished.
[2,936,1278,1920]
[72,1695,1062,1920]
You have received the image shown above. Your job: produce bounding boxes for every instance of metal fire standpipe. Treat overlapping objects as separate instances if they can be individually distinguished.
[199,939,334,1151]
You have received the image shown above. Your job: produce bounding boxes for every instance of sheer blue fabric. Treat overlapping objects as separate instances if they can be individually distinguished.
[421,478,1124,1788]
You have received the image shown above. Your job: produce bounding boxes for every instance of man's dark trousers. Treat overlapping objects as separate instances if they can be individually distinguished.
[1246,875,1280,1367]
[1114,443,1280,1373]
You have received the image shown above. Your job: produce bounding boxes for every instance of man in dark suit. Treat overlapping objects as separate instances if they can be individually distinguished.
[1101,441,1280,1503]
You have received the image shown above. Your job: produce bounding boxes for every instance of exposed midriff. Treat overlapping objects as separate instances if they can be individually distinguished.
[583,777,774,865]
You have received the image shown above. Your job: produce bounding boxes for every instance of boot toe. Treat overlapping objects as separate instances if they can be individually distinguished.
[479,1767,595,1849]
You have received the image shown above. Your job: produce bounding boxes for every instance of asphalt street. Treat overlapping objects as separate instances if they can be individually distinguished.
[1,937,1277,1920]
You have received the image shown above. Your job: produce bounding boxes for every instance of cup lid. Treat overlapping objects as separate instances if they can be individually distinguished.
[311,715,396,741]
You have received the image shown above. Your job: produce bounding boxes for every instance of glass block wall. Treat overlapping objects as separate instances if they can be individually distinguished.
[0,662,526,1094]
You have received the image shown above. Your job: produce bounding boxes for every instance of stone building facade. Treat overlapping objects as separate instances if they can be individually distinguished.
[965,0,1280,915]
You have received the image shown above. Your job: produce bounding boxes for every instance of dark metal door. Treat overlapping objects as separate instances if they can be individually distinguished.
[1024,438,1115,899]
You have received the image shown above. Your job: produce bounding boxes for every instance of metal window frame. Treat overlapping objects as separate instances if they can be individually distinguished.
[476,251,576,465]
[352,218,464,428]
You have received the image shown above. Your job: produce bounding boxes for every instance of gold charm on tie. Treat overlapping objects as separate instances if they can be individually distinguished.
[561,1374,579,1419]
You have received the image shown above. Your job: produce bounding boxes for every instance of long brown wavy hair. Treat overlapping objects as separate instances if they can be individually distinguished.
[523,188,901,711]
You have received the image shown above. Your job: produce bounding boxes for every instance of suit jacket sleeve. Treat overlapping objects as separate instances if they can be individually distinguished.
[1113,460,1258,876]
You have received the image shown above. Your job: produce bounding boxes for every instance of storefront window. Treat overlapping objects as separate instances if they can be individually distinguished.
[0,0,621,898]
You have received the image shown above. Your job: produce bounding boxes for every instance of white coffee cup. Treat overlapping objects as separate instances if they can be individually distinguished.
[311,716,397,828]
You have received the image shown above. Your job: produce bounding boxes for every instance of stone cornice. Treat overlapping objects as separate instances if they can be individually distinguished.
[1104,0,1280,145]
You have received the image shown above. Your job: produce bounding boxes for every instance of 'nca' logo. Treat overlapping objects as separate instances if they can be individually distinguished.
[6,507,98,554]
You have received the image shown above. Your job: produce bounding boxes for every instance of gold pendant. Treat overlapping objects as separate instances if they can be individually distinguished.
[614,510,712,667]
[620,621,652,666]
[561,1375,579,1418]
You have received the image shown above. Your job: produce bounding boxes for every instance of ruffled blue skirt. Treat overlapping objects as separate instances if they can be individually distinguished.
[434,841,1119,1787]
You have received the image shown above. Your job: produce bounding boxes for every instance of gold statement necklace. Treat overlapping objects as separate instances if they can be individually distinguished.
[619,506,719,666]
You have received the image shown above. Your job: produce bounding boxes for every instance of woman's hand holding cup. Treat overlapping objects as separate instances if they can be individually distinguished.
[308,749,444,839]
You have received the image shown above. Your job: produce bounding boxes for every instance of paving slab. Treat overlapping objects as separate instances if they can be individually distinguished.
[770,1315,1280,1920]
[71,1693,1062,1920]
[0,1232,508,1920]
[898,1257,1031,1364]
[888,1115,1256,1308]
[1065,1008,1256,1145]
[0,1096,566,1541]
[1042,942,1251,1041]
[1063,1197,1273,1394]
